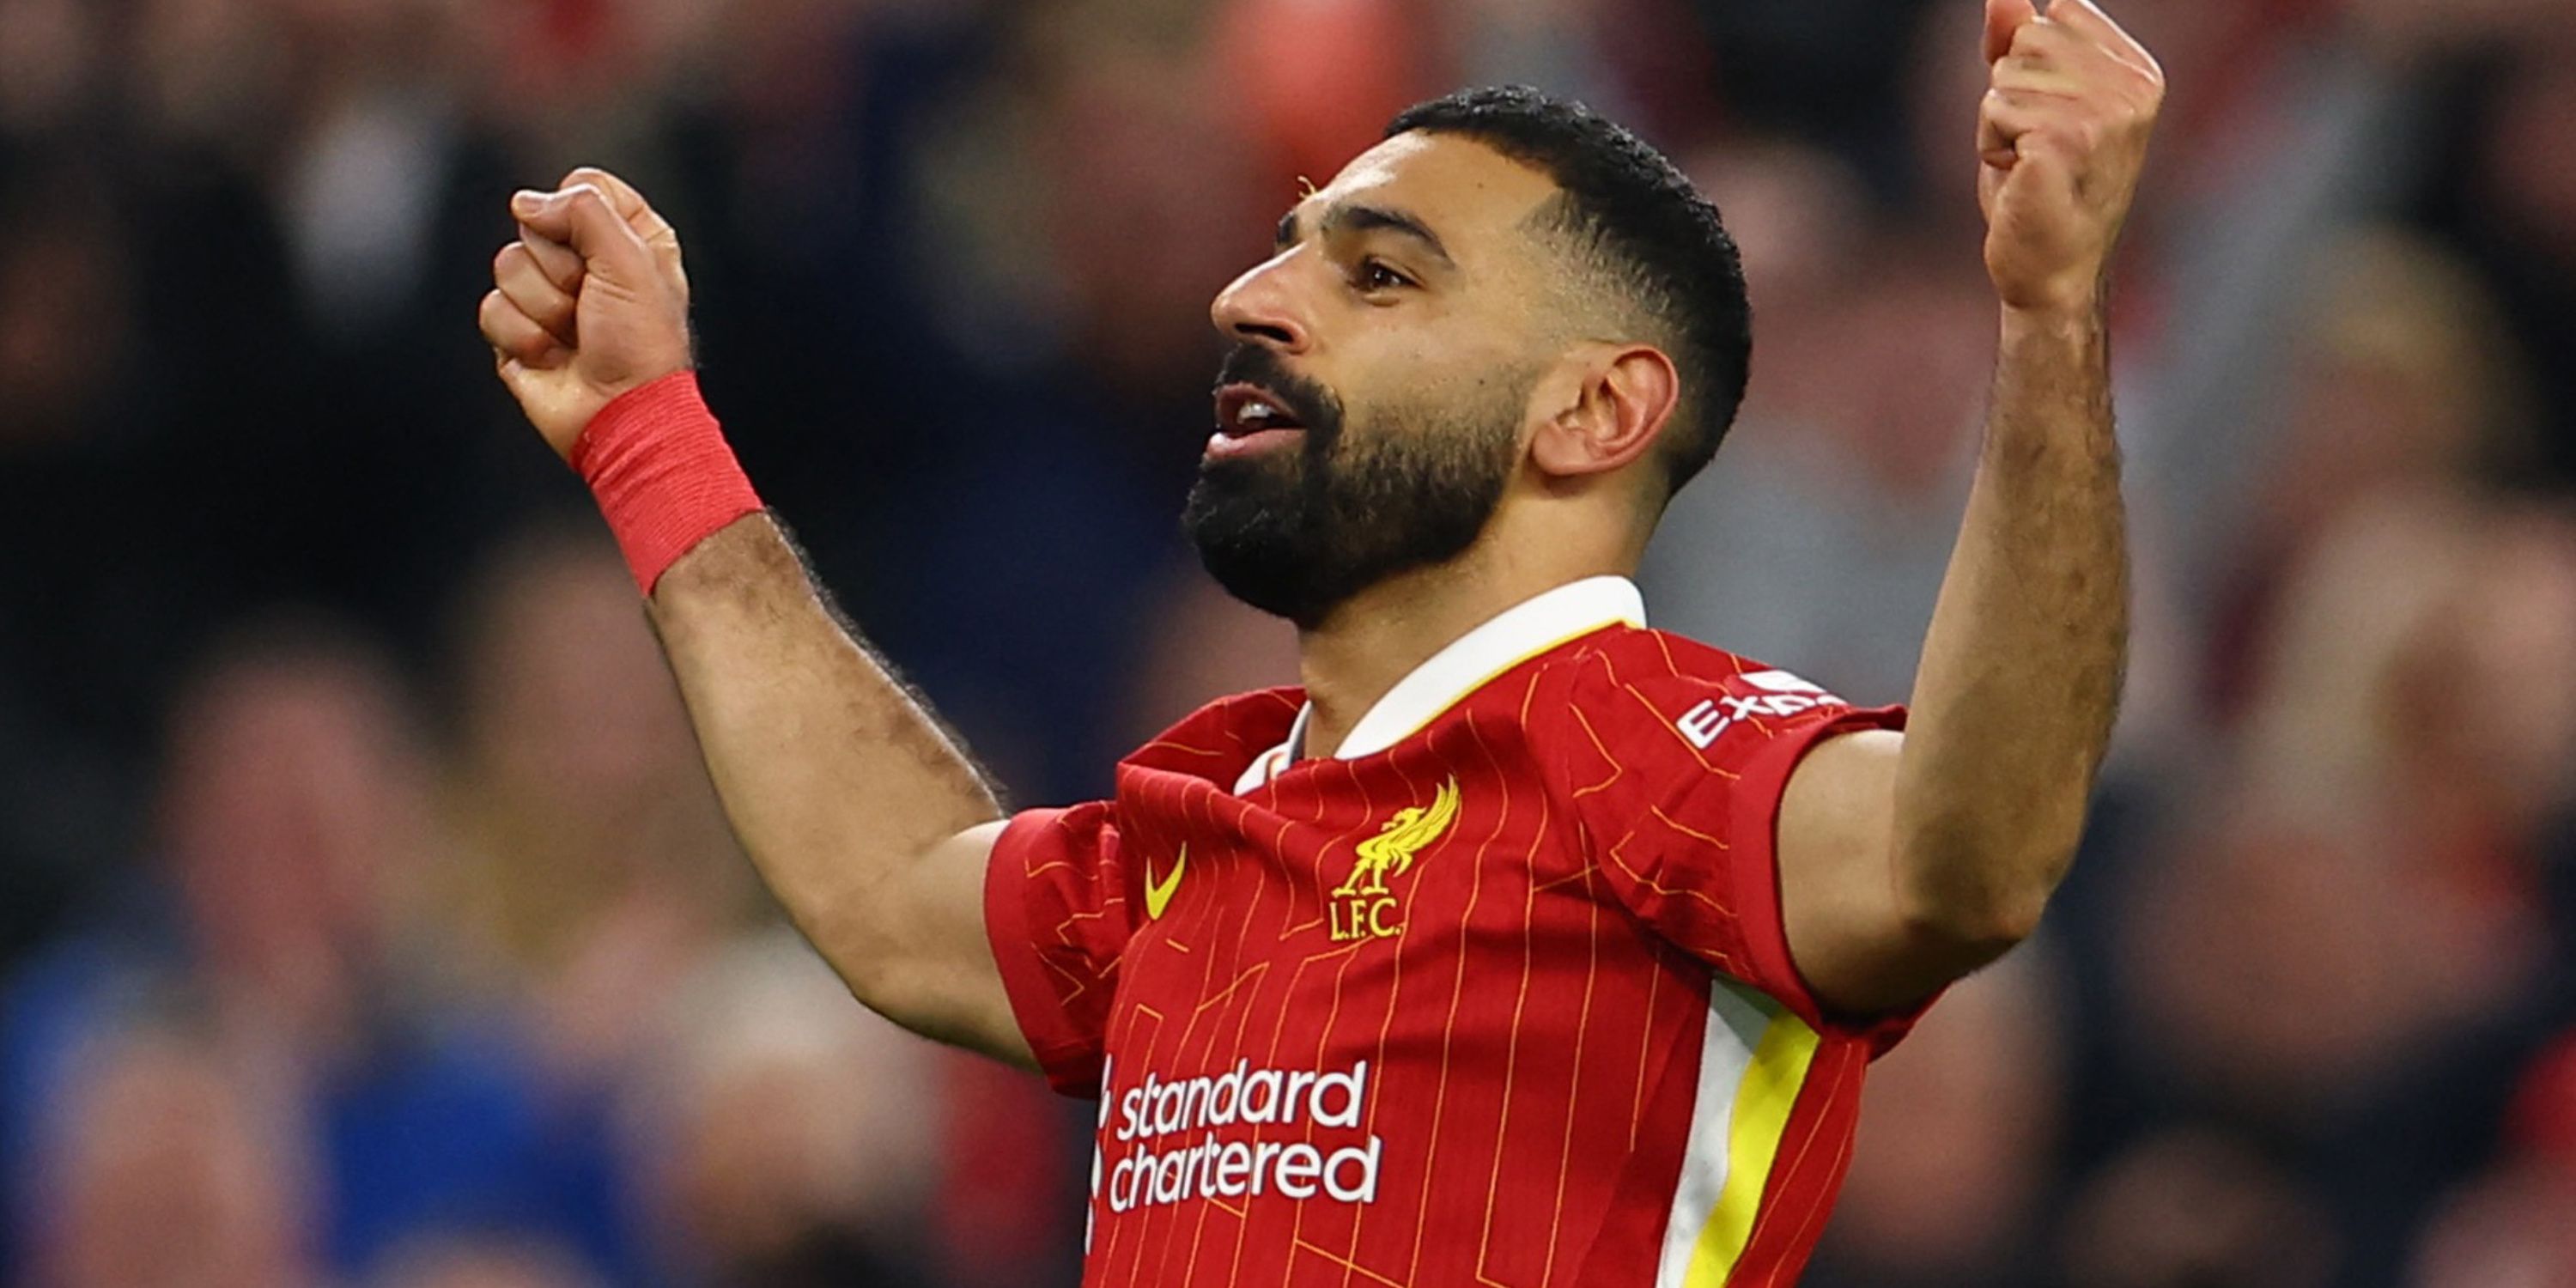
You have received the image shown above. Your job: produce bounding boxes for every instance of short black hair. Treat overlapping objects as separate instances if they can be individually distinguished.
[1386,87,1751,500]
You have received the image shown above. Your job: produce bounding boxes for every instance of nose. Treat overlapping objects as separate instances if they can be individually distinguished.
[1209,251,1312,355]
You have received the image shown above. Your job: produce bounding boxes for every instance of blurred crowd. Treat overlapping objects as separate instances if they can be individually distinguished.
[2,0,2573,1285]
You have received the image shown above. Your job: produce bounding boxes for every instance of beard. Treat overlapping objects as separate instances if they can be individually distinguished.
[1182,345,1529,629]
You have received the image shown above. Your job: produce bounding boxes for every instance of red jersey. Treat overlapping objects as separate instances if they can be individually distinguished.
[984,577,1918,1287]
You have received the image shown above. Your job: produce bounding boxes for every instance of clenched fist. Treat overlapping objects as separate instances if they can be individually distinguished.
[478,167,694,459]
[1977,0,2164,314]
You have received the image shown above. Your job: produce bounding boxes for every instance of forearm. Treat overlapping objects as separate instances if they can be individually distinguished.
[1893,302,2128,947]
[480,175,1029,1058]
[647,513,1005,986]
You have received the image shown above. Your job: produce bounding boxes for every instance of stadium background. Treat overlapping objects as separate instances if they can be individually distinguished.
[3,0,2573,1284]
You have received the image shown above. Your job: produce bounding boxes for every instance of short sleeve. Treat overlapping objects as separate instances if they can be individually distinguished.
[984,802,1136,1096]
[1547,654,1913,1046]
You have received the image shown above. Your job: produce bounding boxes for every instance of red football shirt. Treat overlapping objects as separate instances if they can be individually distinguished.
[984,577,1918,1287]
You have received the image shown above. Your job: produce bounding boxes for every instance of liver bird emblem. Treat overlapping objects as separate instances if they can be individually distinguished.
[1333,778,1461,897]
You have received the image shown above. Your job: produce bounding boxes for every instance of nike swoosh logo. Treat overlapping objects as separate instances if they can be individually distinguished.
[1145,843,1187,920]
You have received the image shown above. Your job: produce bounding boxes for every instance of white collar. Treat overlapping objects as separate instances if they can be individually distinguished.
[1232,576,1646,793]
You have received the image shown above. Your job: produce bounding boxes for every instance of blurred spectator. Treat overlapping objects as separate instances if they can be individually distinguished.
[0,0,100,145]
[0,620,626,1284]
[1217,0,1431,194]
[369,1231,605,1288]
[2410,1032,2576,1286]
[623,932,947,1288]
[435,524,756,1081]
[2205,229,2538,720]
[1643,210,1993,705]
[25,1022,319,1288]
[1807,957,2064,1288]
[2058,1126,2339,1288]
[2409,1159,2576,1288]
[2122,799,2504,1129]
[2111,493,2576,1280]
[0,176,129,447]
[0,166,173,963]
[2424,25,2576,484]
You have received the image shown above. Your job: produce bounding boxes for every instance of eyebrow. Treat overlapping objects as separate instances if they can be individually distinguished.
[1275,202,1457,270]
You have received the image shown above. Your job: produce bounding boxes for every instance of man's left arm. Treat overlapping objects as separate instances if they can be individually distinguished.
[1777,0,2164,1017]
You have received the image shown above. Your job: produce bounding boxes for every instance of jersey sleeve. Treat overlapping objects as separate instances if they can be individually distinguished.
[1546,653,1917,1048]
[983,802,1136,1097]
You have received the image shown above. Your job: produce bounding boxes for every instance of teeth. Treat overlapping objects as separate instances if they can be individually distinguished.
[1243,401,1276,422]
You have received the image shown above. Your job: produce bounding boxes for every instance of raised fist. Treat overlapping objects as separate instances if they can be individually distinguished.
[478,167,694,459]
[1977,0,2165,314]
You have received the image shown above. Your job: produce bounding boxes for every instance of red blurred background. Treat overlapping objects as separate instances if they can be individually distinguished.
[2,0,2573,1285]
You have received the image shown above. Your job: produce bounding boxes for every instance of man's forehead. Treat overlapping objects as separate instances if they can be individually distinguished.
[1301,133,1562,248]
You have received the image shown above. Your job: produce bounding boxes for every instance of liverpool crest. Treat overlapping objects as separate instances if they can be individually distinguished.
[1329,778,1461,940]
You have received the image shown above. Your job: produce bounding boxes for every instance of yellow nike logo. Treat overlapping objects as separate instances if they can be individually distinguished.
[1145,844,1187,920]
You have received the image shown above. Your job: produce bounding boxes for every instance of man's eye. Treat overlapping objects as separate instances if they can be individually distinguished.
[1358,260,1413,292]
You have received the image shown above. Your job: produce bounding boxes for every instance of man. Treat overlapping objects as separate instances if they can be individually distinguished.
[476,0,2160,1282]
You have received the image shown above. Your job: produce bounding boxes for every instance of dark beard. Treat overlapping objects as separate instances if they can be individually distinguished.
[1182,346,1526,629]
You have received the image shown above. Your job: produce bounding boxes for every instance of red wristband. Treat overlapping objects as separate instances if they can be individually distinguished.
[570,371,762,595]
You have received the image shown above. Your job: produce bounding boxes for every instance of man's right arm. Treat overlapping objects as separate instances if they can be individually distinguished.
[651,514,1029,1063]
[477,167,1033,1066]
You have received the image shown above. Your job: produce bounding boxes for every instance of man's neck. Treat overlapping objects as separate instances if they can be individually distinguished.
[1294,539,1631,759]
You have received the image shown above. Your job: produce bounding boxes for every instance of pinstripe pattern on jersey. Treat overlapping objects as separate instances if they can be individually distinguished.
[984,587,1922,1288]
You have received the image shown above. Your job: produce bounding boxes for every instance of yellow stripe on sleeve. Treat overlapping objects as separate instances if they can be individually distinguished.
[1684,1012,1823,1287]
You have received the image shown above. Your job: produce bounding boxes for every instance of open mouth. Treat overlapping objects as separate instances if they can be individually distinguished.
[1208,382,1309,459]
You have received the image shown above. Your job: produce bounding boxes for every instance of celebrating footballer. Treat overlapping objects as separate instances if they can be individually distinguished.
[477,0,2163,1282]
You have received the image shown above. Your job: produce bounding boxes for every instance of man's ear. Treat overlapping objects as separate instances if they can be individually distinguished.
[1528,343,1681,482]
